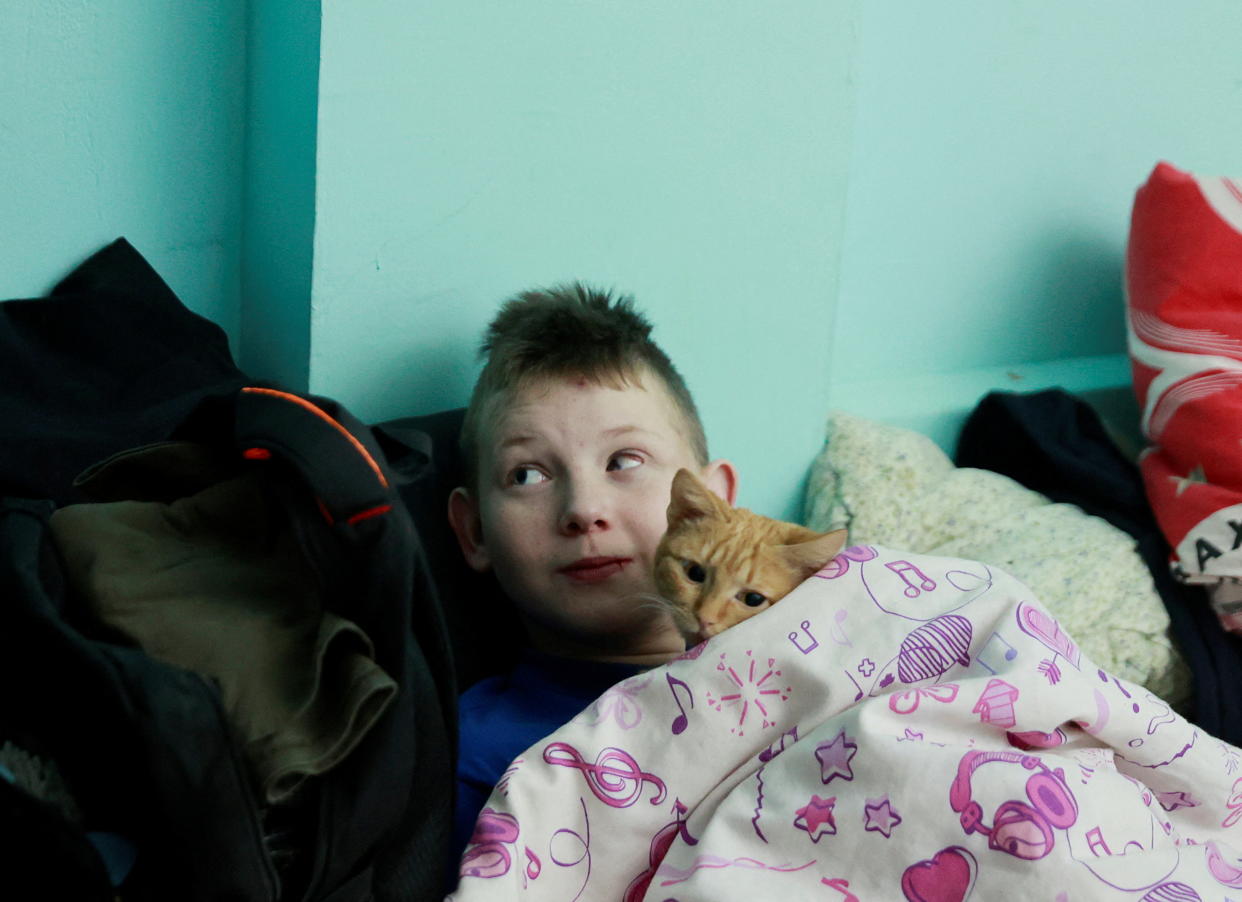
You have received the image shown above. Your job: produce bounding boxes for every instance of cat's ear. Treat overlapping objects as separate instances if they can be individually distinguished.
[667,467,728,526]
[448,487,491,572]
[781,528,848,577]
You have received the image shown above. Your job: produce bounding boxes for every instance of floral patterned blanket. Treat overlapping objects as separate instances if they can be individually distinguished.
[447,546,1242,901]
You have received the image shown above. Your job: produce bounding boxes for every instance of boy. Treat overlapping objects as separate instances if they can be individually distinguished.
[446,283,737,871]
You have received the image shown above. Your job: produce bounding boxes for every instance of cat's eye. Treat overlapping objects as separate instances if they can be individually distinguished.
[741,591,767,608]
[683,561,706,583]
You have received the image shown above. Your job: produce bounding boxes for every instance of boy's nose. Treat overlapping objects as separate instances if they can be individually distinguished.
[558,486,610,535]
[558,507,609,536]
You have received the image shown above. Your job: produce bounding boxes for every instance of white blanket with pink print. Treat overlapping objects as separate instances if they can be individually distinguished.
[446,546,1242,901]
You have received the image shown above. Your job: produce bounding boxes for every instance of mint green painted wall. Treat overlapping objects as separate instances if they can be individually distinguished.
[827,2,1242,452]
[308,0,1242,519]
[310,1,859,521]
[0,3,246,341]
[8,3,1242,524]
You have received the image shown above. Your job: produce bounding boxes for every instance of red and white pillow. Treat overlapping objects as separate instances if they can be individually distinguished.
[1126,161,1242,628]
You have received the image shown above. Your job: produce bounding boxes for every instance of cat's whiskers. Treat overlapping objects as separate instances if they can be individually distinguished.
[628,591,699,638]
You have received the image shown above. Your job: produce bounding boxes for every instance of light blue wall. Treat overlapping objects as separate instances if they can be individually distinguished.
[309,1,1242,520]
[310,1,859,521]
[828,2,1242,453]
[0,3,246,343]
[7,3,1242,524]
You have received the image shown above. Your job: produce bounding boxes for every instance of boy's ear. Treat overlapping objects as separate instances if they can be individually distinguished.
[448,487,491,573]
[698,458,738,507]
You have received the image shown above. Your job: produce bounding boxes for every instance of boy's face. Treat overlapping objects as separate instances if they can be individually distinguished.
[450,371,734,660]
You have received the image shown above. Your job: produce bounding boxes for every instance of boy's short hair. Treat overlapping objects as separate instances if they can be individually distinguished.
[460,283,708,487]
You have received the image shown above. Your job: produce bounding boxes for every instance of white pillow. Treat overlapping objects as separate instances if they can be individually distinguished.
[803,411,1190,707]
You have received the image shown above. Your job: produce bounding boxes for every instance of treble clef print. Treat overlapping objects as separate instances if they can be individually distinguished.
[1224,777,1242,829]
[543,741,668,808]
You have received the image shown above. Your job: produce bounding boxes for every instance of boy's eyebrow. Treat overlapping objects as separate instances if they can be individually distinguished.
[602,425,655,440]
[497,433,536,450]
[497,425,654,451]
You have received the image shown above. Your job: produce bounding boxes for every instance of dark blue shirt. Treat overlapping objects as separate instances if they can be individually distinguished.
[449,649,644,876]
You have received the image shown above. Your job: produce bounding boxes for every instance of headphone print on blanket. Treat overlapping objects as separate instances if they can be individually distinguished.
[450,546,1242,901]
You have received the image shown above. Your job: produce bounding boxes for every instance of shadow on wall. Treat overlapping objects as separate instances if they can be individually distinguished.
[827,224,1135,472]
[985,225,1128,365]
[382,336,479,423]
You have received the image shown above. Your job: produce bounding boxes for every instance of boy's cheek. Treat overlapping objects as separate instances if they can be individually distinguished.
[478,515,545,581]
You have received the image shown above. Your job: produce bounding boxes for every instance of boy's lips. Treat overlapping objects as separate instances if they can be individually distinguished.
[558,556,632,584]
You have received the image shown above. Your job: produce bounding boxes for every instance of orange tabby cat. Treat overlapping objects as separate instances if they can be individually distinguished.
[654,468,847,641]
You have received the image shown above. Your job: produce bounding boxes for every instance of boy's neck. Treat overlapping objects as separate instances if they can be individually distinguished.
[523,622,686,668]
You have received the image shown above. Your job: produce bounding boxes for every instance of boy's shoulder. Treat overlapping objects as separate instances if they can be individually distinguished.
[459,651,644,722]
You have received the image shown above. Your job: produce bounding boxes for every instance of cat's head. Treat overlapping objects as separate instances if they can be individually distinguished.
[653,468,846,641]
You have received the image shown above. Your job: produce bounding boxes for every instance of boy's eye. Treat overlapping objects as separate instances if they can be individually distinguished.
[740,591,767,608]
[607,452,643,472]
[683,561,706,583]
[509,466,549,486]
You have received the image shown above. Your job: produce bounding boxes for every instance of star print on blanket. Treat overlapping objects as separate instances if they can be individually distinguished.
[1126,161,1242,629]
[447,546,1242,901]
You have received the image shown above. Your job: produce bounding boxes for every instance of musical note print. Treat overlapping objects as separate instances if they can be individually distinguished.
[844,669,864,702]
[815,545,879,579]
[667,673,695,735]
[974,631,1018,675]
[789,620,819,654]
[542,742,667,808]
[887,560,936,598]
